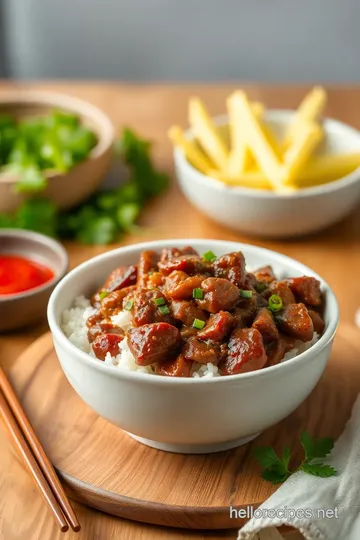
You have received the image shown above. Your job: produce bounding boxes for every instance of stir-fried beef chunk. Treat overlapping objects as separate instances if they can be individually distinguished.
[182,337,220,364]
[132,289,174,326]
[285,276,322,307]
[267,281,295,305]
[219,328,267,375]
[165,271,205,300]
[213,252,246,288]
[252,308,279,343]
[87,246,325,377]
[171,300,208,326]
[276,303,314,342]
[92,333,124,360]
[156,354,192,377]
[128,323,181,366]
[197,311,234,341]
[253,265,276,285]
[158,256,212,276]
[195,278,240,313]
[265,334,297,367]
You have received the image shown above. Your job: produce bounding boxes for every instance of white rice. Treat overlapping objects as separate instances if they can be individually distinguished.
[61,295,319,378]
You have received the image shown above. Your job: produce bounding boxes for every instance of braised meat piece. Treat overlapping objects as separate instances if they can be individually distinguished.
[158,255,211,276]
[219,328,267,375]
[180,325,199,339]
[132,289,174,326]
[92,333,124,360]
[156,354,192,377]
[265,334,297,367]
[285,276,322,307]
[160,246,199,263]
[164,271,205,300]
[253,265,276,285]
[213,252,246,288]
[267,281,295,305]
[233,297,258,327]
[252,308,279,343]
[198,311,234,341]
[128,323,181,366]
[100,286,136,317]
[137,250,160,287]
[171,300,207,326]
[308,310,325,334]
[276,303,314,342]
[101,265,137,293]
[182,337,220,364]
[195,277,240,313]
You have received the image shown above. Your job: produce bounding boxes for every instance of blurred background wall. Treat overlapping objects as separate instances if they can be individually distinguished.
[0,0,359,81]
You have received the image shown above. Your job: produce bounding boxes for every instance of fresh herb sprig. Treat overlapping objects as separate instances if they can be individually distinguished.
[254,432,337,485]
[0,127,169,245]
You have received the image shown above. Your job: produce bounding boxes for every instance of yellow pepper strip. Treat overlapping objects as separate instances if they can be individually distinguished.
[188,97,229,170]
[283,86,327,150]
[296,152,360,186]
[168,126,213,174]
[209,152,360,190]
[230,91,284,191]
[227,94,264,176]
[280,121,324,186]
[209,168,272,190]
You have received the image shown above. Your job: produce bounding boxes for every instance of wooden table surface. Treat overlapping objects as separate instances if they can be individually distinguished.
[1,81,360,539]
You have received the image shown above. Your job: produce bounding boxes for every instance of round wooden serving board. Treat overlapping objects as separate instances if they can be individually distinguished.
[8,326,360,530]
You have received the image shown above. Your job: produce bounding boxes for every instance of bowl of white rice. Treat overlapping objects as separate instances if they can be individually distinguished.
[48,239,339,454]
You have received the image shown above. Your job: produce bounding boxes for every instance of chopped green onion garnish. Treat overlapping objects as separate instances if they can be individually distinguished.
[202,250,217,262]
[240,290,253,299]
[268,294,283,313]
[192,318,205,330]
[255,282,266,293]
[99,290,109,301]
[159,305,170,315]
[154,297,166,306]
[124,299,134,311]
[192,288,204,299]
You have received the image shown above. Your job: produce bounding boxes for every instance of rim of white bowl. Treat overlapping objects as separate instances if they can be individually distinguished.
[48,239,339,385]
[174,110,360,199]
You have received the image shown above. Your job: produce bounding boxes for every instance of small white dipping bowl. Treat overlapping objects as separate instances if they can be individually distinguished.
[48,239,339,454]
[174,111,360,238]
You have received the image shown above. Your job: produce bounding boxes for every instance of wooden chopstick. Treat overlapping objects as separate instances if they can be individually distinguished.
[0,367,80,533]
[0,392,69,532]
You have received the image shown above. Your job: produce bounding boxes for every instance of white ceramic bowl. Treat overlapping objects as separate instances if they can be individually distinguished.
[48,239,339,454]
[174,111,360,238]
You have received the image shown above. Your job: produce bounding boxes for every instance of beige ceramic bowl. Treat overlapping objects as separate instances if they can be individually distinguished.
[0,91,115,213]
[0,229,68,332]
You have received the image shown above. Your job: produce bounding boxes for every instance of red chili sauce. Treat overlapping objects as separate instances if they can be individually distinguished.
[0,255,54,296]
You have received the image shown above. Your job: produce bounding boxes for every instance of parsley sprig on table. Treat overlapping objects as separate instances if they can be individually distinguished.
[254,432,337,485]
[0,127,169,244]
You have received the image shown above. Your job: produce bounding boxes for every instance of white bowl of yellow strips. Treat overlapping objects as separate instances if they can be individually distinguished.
[169,87,360,238]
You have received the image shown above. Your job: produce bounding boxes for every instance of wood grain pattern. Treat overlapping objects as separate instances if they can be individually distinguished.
[7,324,360,533]
[3,81,360,539]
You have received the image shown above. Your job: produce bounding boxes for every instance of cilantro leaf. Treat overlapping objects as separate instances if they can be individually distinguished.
[312,437,335,459]
[302,463,337,478]
[300,431,315,460]
[261,467,289,485]
[7,163,47,193]
[15,198,57,237]
[117,203,140,231]
[76,216,118,245]
[282,445,291,469]
[255,431,337,485]
[253,447,284,469]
